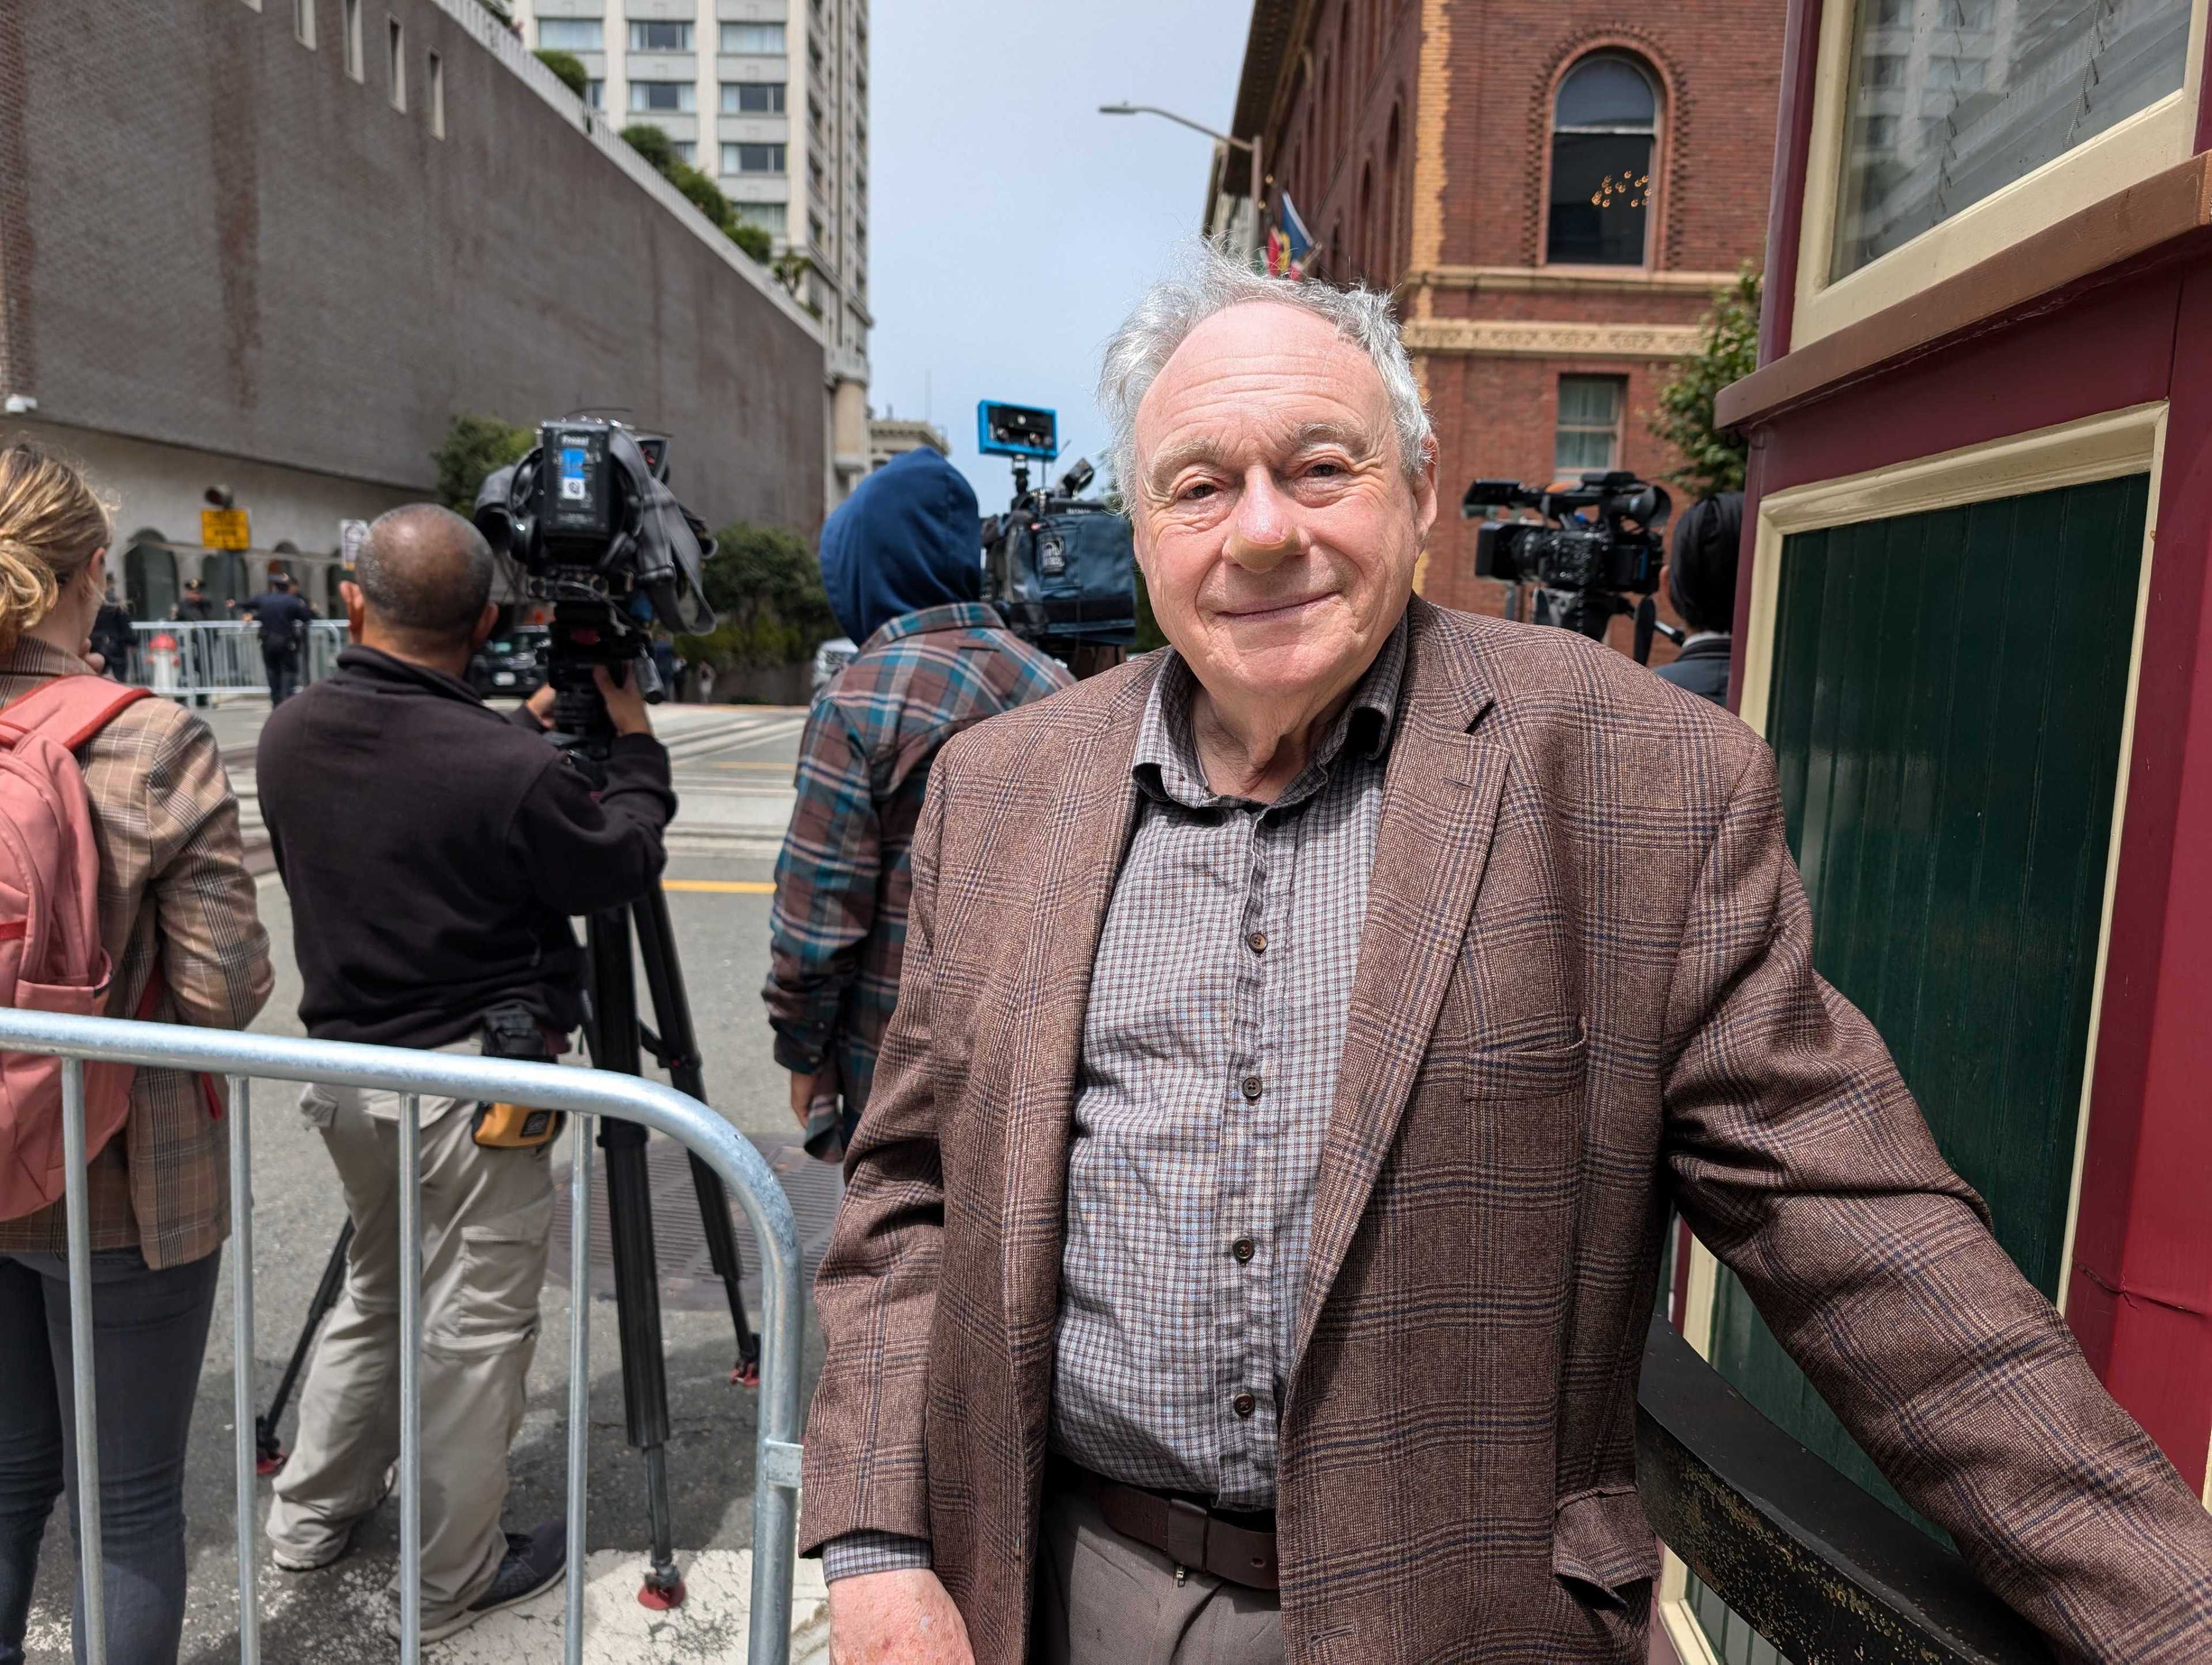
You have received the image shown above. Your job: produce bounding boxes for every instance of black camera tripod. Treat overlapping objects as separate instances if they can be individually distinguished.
[255,667,760,1610]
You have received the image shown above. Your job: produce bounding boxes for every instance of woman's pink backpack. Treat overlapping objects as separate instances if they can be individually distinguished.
[0,674,155,1220]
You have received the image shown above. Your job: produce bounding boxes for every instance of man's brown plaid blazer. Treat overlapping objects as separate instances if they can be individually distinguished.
[802,599,2212,1663]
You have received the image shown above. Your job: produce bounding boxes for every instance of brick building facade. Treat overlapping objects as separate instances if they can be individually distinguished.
[0,0,824,618]
[1207,0,1783,626]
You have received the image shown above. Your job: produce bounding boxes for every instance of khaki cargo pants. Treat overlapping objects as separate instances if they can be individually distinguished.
[265,1073,554,1624]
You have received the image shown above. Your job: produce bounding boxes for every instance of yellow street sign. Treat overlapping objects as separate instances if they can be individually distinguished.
[200,507,250,550]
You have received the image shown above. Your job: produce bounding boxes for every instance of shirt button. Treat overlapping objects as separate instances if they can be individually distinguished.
[1245,931,1267,954]
[1241,1075,1263,1101]
[1232,1391,1256,1419]
[1231,1237,1256,1264]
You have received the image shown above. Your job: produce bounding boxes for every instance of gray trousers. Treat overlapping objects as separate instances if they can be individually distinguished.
[1032,1484,1284,1665]
[266,1083,552,1624]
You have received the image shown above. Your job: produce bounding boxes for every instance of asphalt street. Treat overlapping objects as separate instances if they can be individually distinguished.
[20,700,835,1664]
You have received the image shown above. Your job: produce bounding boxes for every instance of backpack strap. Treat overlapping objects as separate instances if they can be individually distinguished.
[0,676,153,751]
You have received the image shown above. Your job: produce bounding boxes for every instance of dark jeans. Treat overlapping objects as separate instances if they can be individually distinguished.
[0,1246,222,1665]
[264,646,302,706]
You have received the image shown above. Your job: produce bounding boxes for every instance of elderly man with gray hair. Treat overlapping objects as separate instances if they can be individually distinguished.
[255,504,673,1641]
[801,251,2212,1664]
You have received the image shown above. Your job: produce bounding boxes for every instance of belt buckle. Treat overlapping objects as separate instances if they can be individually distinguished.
[1164,1496,1209,1577]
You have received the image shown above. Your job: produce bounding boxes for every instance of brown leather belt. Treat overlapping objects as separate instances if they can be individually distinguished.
[1050,1458,1280,1592]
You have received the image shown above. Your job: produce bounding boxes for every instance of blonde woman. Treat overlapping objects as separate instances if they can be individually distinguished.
[0,442,271,1665]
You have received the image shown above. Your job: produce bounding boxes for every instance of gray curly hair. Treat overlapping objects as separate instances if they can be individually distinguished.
[1098,242,1434,499]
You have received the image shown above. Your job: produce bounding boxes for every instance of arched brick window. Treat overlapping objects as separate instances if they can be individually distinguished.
[1336,4,1354,155]
[1546,53,1658,267]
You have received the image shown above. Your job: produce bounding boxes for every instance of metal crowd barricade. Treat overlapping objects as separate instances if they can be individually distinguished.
[129,620,350,701]
[0,1007,805,1665]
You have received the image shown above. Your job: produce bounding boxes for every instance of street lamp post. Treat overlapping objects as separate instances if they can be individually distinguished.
[1100,102,1264,265]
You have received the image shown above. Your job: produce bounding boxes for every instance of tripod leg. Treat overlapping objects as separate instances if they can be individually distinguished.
[632,886,760,1386]
[586,908,686,1609]
[255,1219,355,1475]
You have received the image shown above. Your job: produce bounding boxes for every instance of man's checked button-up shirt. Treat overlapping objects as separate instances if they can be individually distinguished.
[822,617,1404,1580]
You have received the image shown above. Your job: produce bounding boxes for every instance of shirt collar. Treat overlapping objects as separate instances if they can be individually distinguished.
[334,644,483,704]
[861,602,1007,654]
[1134,611,1408,811]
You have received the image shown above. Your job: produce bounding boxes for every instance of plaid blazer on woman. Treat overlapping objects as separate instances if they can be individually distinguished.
[0,640,273,1268]
[801,600,2212,1664]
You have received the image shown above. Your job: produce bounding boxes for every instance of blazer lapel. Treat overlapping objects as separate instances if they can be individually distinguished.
[1292,602,1509,1373]
[999,667,1152,1466]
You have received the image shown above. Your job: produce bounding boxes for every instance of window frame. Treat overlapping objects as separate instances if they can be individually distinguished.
[722,80,786,115]
[342,0,363,81]
[294,0,316,50]
[427,49,444,138]
[626,18,695,53]
[536,16,603,52]
[724,142,787,175]
[1790,0,2210,349]
[627,79,696,113]
[1551,373,1628,477]
[721,21,786,55]
[1540,50,1665,272]
[387,16,406,112]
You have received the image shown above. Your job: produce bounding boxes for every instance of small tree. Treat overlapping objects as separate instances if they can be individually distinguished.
[1647,266,1761,499]
[677,520,840,670]
[432,415,533,514]
[534,48,588,98]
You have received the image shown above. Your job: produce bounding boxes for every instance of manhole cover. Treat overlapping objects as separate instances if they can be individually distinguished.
[550,1135,843,1314]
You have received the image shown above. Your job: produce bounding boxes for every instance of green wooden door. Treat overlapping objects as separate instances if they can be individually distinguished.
[1691,475,2148,1650]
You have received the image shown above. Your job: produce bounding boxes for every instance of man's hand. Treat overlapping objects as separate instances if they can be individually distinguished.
[525,683,558,725]
[594,664,653,737]
[790,1064,839,1132]
[828,1569,973,1665]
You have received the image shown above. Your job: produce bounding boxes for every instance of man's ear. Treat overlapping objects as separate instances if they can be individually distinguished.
[469,601,499,650]
[340,581,367,644]
[1410,444,1440,549]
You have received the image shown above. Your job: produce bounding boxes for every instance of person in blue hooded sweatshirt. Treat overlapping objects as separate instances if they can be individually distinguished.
[763,447,1073,1160]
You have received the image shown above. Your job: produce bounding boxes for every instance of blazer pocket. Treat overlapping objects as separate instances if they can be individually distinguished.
[1463,1017,1588,1100]
[1551,1485,1661,1609]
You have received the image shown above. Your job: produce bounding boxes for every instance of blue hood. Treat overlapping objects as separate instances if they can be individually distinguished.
[819,448,983,646]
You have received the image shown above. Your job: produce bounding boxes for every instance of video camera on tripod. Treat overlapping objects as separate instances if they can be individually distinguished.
[976,400,1137,656]
[1462,470,1673,662]
[472,419,718,746]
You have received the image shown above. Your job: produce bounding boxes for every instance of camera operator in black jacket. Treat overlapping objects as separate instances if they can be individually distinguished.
[253,503,672,1641]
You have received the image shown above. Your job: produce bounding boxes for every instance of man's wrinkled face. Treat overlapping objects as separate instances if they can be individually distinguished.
[1131,301,1435,712]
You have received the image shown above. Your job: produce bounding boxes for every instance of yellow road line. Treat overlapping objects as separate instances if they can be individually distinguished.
[662,879,777,894]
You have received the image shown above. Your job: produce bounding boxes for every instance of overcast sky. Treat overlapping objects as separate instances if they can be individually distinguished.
[866,1,1251,509]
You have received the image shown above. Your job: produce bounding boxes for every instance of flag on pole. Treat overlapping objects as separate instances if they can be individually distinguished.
[1278,192,1315,268]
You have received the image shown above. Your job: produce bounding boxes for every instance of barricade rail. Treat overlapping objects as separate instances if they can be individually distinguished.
[1635,1315,2051,1664]
[0,1008,804,1665]
[126,619,349,700]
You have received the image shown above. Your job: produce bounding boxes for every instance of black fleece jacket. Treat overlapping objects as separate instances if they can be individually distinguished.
[257,646,675,1048]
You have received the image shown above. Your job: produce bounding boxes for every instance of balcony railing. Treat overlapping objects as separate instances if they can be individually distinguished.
[1635,1317,2052,1665]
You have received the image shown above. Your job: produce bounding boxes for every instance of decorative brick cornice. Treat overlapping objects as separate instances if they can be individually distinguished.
[1402,318,1703,358]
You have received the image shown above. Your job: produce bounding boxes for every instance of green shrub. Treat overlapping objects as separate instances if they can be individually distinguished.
[676,520,839,670]
[621,125,772,268]
[533,48,587,98]
[432,415,533,514]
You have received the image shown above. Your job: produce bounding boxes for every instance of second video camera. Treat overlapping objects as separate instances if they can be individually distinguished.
[474,419,718,744]
[1461,471,1671,648]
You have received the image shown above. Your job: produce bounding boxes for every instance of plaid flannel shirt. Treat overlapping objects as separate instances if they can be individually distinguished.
[764,603,1071,1111]
[0,640,274,1268]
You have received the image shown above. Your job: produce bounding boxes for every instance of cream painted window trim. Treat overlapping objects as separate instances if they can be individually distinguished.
[1791,0,2209,348]
[1744,402,2164,1318]
[1662,404,2173,1640]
